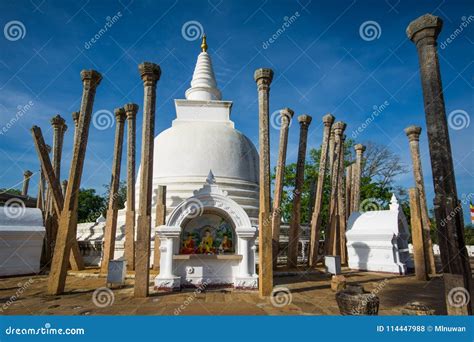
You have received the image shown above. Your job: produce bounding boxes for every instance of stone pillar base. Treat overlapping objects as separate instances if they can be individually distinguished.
[154,275,181,291]
[234,276,258,290]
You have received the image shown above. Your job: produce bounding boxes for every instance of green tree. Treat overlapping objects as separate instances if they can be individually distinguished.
[273,140,407,238]
[77,188,106,223]
[103,180,127,212]
[0,188,22,195]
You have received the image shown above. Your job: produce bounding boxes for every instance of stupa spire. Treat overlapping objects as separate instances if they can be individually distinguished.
[185,34,222,101]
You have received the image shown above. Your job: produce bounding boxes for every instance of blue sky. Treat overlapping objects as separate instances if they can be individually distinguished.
[0,0,472,222]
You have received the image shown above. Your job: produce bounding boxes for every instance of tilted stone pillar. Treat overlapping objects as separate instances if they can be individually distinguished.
[101,108,126,274]
[124,103,139,271]
[405,126,436,275]
[47,69,102,295]
[153,185,166,270]
[21,170,33,196]
[409,187,429,281]
[37,145,51,211]
[72,111,79,141]
[287,114,312,268]
[271,108,294,268]
[407,14,472,314]
[254,68,274,296]
[325,121,346,256]
[134,62,161,298]
[308,113,334,267]
[352,144,366,212]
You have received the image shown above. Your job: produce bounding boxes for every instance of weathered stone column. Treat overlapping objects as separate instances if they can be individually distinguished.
[72,111,79,140]
[254,68,274,297]
[287,114,312,268]
[405,125,436,275]
[134,62,161,298]
[100,108,126,274]
[61,180,68,196]
[50,115,67,186]
[47,69,102,295]
[153,185,166,270]
[407,14,472,314]
[308,113,334,267]
[345,164,353,220]
[328,129,335,177]
[337,134,347,264]
[325,122,346,256]
[21,170,33,196]
[124,103,139,271]
[352,144,366,212]
[409,187,429,281]
[271,107,294,268]
[36,145,51,211]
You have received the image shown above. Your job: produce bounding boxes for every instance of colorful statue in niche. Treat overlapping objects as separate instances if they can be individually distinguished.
[198,228,214,254]
[181,233,196,254]
[180,214,235,255]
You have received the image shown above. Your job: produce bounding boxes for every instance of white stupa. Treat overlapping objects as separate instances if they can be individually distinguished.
[77,35,259,265]
[135,34,259,221]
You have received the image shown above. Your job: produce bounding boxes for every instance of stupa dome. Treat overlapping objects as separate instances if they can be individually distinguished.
[135,36,259,220]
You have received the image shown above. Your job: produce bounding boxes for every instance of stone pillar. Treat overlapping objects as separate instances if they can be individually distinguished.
[325,122,346,256]
[134,62,161,298]
[345,164,353,220]
[72,111,79,141]
[21,170,33,196]
[408,187,429,281]
[254,68,274,297]
[153,185,166,271]
[328,129,335,177]
[50,115,67,186]
[405,126,436,275]
[352,144,366,213]
[407,14,472,314]
[337,134,347,264]
[61,180,67,196]
[100,108,126,274]
[124,103,139,271]
[287,114,312,268]
[308,113,334,267]
[271,107,294,268]
[47,69,102,295]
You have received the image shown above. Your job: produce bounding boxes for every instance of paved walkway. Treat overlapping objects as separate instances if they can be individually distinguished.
[0,267,448,315]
